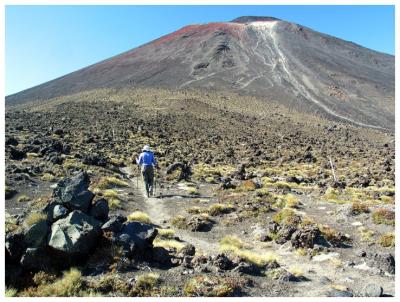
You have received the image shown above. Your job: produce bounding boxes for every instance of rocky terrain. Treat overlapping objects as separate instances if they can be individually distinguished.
[5,88,395,297]
[6,16,395,130]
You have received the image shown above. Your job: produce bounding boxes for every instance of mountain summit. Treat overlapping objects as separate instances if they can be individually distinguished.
[6,16,394,130]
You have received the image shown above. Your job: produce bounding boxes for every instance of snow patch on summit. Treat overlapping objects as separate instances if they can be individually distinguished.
[249,21,278,30]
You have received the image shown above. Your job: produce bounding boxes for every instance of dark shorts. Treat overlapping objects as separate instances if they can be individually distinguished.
[141,165,154,184]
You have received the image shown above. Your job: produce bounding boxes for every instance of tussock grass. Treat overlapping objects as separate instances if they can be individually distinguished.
[358,226,375,244]
[380,195,394,204]
[186,206,202,214]
[219,235,277,267]
[90,273,130,296]
[372,208,395,225]
[24,212,47,227]
[97,176,128,190]
[183,275,239,297]
[157,228,175,238]
[135,273,160,290]
[5,287,18,297]
[220,235,247,250]
[239,180,257,191]
[289,266,304,277]
[318,224,347,244]
[62,159,86,170]
[208,203,234,216]
[108,198,122,210]
[187,187,200,196]
[153,237,185,251]
[272,208,301,226]
[170,215,187,229]
[350,201,369,215]
[379,232,395,247]
[103,189,119,198]
[17,194,31,202]
[28,268,82,297]
[41,173,55,182]
[127,211,151,224]
[284,194,300,208]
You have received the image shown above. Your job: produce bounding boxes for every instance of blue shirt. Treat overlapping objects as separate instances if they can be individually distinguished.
[137,151,156,166]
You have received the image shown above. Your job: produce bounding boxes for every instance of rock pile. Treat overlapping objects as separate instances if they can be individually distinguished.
[5,171,160,275]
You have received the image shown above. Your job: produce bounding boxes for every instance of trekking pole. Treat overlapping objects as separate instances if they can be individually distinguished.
[136,165,139,189]
[154,168,157,196]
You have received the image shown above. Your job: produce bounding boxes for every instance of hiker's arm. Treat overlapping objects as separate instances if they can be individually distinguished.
[152,153,158,168]
[136,154,143,165]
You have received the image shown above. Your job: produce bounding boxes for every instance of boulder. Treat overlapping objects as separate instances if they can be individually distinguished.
[48,210,101,256]
[275,225,297,244]
[20,248,53,271]
[114,222,158,258]
[101,215,126,233]
[327,289,353,297]
[366,253,395,275]
[24,220,49,248]
[232,261,260,275]
[44,201,69,222]
[165,162,192,181]
[187,215,213,232]
[362,284,383,297]
[152,246,171,264]
[212,253,234,270]
[9,147,26,160]
[89,198,109,221]
[5,231,27,263]
[291,225,321,249]
[82,154,107,167]
[52,171,94,212]
[179,244,196,257]
[6,136,19,146]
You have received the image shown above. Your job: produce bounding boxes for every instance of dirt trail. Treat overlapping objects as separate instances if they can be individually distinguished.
[120,166,218,254]
[120,166,394,296]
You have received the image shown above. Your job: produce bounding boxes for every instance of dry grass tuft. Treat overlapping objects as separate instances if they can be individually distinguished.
[97,176,128,190]
[372,208,395,225]
[208,203,234,216]
[379,232,395,247]
[170,215,187,229]
[153,237,185,251]
[17,195,31,203]
[219,235,278,267]
[24,212,47,227]
[127,211,151,224]
[157,228,175,238]
[350,201,369,215]
[183,275,239,297]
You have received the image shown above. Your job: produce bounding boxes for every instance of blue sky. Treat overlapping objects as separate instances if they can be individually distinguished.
[5,5,395,95]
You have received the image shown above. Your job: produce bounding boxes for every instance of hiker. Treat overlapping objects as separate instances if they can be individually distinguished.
[136,145,157,197]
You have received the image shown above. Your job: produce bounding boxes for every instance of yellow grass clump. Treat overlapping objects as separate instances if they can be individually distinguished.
[127,211,151,224]
[24,212,47,227]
